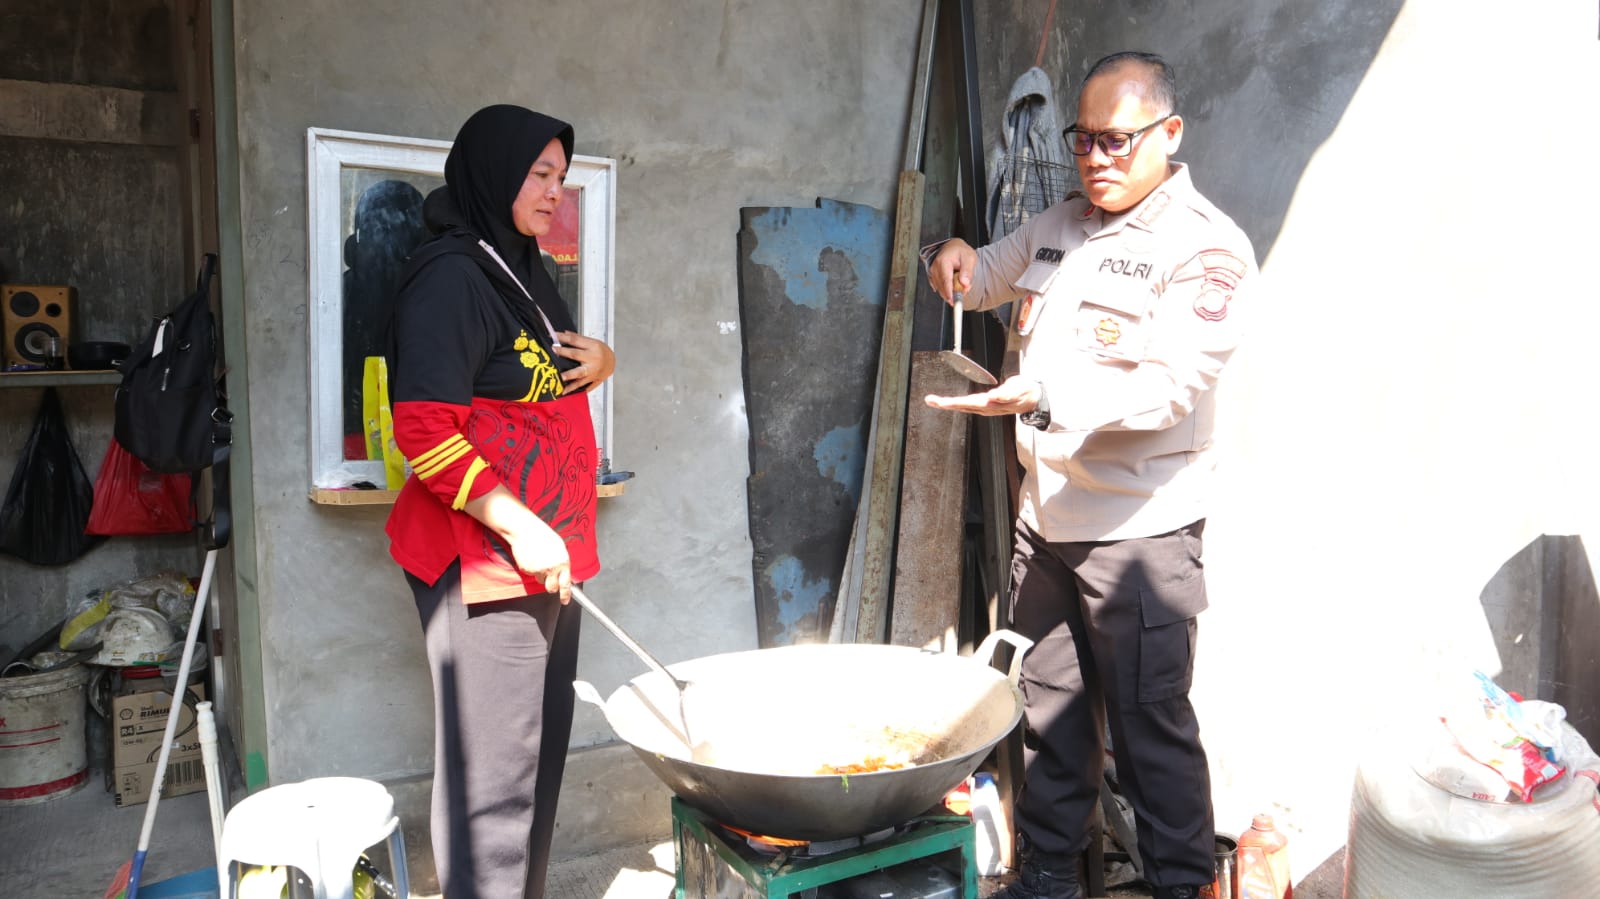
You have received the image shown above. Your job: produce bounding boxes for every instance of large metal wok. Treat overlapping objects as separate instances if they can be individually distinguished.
[575,630,1031,841]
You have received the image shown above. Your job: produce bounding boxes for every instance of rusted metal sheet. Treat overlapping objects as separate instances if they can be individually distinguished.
[852,170,925,645]
[737,197,892,647]
[888,351,971,650]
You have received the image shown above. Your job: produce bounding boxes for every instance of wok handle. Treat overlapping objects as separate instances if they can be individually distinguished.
[572,680,605,708]
[974,629,1034,685]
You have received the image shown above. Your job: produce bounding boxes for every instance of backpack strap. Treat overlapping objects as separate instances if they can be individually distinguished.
[195,253,233,551]
[204,406,233,551]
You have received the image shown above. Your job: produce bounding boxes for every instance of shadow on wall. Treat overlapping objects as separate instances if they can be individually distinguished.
[1478,534,1600,745]
[1057,0,1407,260]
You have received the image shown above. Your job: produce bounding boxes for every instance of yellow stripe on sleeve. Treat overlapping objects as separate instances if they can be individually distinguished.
[411,434,470,471]
[406,431,467,470]
[414,440,474,480]
[452,458,489,510]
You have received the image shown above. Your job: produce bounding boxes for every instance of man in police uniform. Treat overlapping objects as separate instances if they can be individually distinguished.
[924,52,1256,899]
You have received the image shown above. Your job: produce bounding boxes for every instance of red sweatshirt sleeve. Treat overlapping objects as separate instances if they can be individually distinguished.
[391,399,502,510]
[389,255,505,509]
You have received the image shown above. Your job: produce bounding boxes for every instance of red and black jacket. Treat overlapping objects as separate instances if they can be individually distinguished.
[384,229,599,603]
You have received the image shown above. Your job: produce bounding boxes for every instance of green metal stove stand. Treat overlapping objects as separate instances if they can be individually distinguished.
[672,796,978,898]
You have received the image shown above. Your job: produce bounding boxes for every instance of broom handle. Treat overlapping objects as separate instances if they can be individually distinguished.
[126,548,217,899]
[197,702,224,859]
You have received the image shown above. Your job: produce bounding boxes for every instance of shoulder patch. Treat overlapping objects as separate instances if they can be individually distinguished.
[1194,249,1246,322]
[1135,191,1172,228]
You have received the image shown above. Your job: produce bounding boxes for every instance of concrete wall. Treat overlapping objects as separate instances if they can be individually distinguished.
[1059,0,1600,887]
[0,0,199,671]
[227,0,924,863]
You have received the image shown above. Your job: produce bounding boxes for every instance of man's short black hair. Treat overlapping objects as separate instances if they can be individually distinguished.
[1084,51,1177,116]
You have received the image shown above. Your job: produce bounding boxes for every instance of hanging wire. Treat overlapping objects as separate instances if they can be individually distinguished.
[1034,0,1059,69]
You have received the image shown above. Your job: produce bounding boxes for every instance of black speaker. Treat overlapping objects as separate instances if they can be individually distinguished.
[3,284,76,368]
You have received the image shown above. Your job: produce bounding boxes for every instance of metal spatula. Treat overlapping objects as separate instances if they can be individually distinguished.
[570,586,687,697]
[569,586,700,752]
[941,292,998,386]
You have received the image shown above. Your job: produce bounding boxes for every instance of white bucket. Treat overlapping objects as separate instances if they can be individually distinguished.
[0,663,91,806]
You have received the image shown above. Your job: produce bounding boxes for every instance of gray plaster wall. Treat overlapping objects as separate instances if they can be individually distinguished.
[228,0,922,831]
[1056,0,1600,885]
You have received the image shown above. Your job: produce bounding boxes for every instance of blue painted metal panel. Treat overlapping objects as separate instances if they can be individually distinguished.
[737,198,892,647]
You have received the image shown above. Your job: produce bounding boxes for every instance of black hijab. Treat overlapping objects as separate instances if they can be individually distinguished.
[443,104,574,289]
[389,105,580,382]
[400,104,580,346]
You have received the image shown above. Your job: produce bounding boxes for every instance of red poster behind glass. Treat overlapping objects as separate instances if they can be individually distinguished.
[543,187,580,264]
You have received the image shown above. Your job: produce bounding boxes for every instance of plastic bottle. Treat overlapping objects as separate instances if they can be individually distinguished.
[1236,813,1291,899]
[969,772,1006,876]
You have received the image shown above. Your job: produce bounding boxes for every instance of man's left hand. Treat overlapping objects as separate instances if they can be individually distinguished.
[555,332,616,392]
[925,374,1041,416]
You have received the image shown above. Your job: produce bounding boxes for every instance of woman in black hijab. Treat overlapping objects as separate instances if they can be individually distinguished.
[385,104,615,899]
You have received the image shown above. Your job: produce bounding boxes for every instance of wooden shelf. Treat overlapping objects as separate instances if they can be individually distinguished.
[310,480,628,506]
[309,488,399,505]
[0,369,121,388]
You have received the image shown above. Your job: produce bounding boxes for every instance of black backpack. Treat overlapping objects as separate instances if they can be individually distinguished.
[114,253,232,547]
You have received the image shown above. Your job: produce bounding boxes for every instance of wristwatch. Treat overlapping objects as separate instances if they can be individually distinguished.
[1019,382,1051,431]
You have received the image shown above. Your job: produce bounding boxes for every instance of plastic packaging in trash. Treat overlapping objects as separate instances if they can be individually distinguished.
[60,572,197,652]
[1438,671,1565,801]
[90,607,176,666]
[1345,699,1600,898]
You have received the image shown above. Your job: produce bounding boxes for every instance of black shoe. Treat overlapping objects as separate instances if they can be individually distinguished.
[1151,885,1207,899]
[991,852,1082,899]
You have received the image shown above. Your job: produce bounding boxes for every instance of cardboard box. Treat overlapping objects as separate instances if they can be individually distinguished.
[108,678,207,807]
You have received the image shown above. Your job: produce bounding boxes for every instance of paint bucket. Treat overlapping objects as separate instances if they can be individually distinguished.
[1210,832,1238,899]
[0,662,91,806]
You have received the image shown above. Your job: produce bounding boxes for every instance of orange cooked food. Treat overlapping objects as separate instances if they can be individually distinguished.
[816,755,912,775]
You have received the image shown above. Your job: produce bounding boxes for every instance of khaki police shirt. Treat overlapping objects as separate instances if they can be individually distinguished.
[964,163,1257,542]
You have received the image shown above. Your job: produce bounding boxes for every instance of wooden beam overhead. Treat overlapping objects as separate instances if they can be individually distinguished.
[0,78,181,146]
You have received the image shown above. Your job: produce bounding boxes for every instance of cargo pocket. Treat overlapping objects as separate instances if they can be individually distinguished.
[1136,570,1207,702]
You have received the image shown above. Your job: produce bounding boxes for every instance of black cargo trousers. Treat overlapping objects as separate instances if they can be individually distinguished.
[1008,517,1214,891]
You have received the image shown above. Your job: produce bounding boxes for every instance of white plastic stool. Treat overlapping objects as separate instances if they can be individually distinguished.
[219,776,411,899]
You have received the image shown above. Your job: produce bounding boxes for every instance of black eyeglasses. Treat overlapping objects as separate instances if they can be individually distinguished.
[1063,115,1173,158]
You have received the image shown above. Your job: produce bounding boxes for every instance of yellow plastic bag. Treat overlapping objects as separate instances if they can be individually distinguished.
[362,356,409,489]
[362,357,384,462]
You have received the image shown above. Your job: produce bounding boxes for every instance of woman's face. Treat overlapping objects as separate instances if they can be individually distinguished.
[511,138,569,237]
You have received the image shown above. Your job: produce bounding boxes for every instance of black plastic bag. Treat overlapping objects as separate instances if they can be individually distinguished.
[0,387,105,565]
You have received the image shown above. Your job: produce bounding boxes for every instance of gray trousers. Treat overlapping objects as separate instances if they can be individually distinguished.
[408,562,581,899]
[1008,518,1213,889]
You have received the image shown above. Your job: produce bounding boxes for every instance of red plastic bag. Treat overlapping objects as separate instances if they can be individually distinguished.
[84,438,194,536]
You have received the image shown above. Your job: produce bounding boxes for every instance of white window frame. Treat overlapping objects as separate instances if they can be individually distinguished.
[305,126,615,490]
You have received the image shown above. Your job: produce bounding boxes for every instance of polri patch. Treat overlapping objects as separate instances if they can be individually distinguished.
[1194,249,1247,322]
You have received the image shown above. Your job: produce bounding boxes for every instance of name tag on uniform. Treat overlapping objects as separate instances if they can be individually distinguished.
[1013,254,1063,336]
